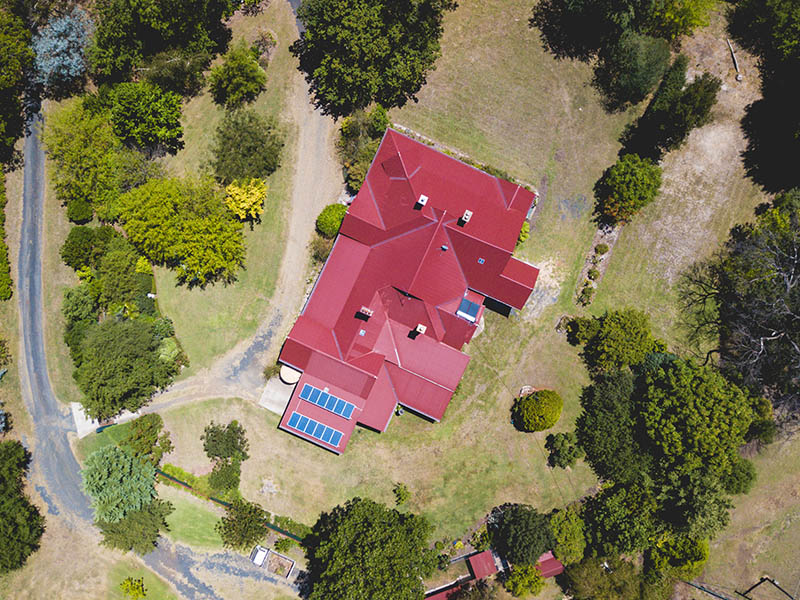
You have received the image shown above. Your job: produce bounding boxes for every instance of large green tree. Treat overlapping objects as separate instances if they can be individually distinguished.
[0,7,33,165]
[291,0,457,116]
[202,420,249,462]
[110,82,184,156]
[0,440,45,574]
[306,497,437,600]
[216,498,269,550]
[118,177,245,286]
[210,108,284,184]
[208,39,266,109]
[81,446,157,523]
[593,153,663,225]
[88,0,235,82]
[549,505,586,565]
[74,319,178,420]
[97,499,174,554]
[490,504,553,566]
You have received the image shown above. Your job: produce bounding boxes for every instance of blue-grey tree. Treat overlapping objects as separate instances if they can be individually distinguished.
[32,6,92,97]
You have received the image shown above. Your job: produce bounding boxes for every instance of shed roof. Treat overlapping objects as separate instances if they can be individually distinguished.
[467,550,499,580]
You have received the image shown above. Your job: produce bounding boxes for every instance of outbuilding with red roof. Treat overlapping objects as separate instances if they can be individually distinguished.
[278,129,539,453]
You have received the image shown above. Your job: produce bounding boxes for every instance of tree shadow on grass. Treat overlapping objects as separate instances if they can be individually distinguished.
[528,0,604,62]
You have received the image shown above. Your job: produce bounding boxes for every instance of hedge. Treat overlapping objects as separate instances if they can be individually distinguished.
[0,174,12,301]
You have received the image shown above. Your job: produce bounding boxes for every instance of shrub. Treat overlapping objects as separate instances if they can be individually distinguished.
[141,49,209,97]
[505,564,545,597]
[310,235,334,263]
[337,105,388,191]
[595,243,609,255]
[110,81,184,155]
[577,284,595,306]
[470,525,491,552]
[545,432,584,469]
[216,499,269,550]
[67,198,94,224]
[0,175,12,301]
[721,458,757,495]
[273,537,296,554]
[225,178,268,221]
[594,154,662,225]
[316,204,347,239]
[202,420,250,462]
[393,482,411,506]
[646,535,709,579]
[512,390,563,432]
[587,267,600,281]
[549,505,586,565]
[517,221,530,246]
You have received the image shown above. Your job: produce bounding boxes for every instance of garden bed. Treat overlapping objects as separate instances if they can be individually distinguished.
[266,549,295,578]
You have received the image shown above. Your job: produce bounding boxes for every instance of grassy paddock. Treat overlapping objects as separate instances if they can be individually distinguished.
[155,2,299,375]
[107,559,177,600]
[157,483,225,550]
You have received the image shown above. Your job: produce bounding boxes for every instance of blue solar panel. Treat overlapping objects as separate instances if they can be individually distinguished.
[286,412,344,448]
[300,384,356,420]
[321,427,333,442]
[457,298,481,321]
[297,415,309,431]
[305,419,318,434]
[330,431,343,447]
[288,413,300,428]
[313,422,326,438]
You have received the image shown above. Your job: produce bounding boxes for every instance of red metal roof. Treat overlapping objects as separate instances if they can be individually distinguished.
[536,551,565,578]
[468,551,499,580]
[278,129,539,452]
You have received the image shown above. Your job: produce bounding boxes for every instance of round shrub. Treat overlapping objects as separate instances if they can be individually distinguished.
[595,243,609,255]
[512,390,563,432]
[316,203,347,239]
[587,267,600,281]
[67,198,93,223]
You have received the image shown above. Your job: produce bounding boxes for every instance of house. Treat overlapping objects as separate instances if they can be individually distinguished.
[277,129,539,453]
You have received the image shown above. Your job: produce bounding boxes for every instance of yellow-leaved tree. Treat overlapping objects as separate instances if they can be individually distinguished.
[225,178,268,221]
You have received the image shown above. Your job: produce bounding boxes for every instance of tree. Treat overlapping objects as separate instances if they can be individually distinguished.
[449,581,498,600]
[1,173,12,301]
[208,458,240,492]
[210,109,284,184]
[306,497,436,600]
[569,309,662,373]
[645,535,708,579]
[96,236,149,308]
[31,6,92,97]
[216,498,269,550]
[141,48,209,97]
[291,0,457,116]
[679,190,800,417]
[511,390,562,432]
[545,432,584,469]
[0,486,46,574]
[641,358,754,481]
[43,99,123,222]
[120,576,147,599]
[81,446,156,523]
[118,177,245,287]
[209,39,266,109]
[491,504,553,566]
[721,457,757,495]
[337,105,389,191]
[593,154,663,225]
[593,32,670,110]
[316,203,347,239]
[74,319,178,420]
[88,0,235,83]
[98,499,173,554]
[120,414,173,466]
[110,82,184,155]
[0,8,33,165]
[60,225,121,271]
[225,178,267,221]
[548,506,586,565]
[505,563,545,597]
[202,420,249,461]
[563,556,644,600]
[647,0,716,40]
[584,484,657,555]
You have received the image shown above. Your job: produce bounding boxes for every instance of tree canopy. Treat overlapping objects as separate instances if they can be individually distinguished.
[118,177,245,286]
[511,389,563,432]
[306,497,437,600]
[210,108,284,184]
[202,420,249,462]
[0,7,33,165]
[208,39,266,109]
[31,5,91,97]
[291,0,457,116]
[81,446,156,523]
[110,82,184,155]
[490,504,553,566]
[549,505,586,565]
[216,498,269,550]
[593,154,663,225]
[679,189,800,419]
[97,499,173,554]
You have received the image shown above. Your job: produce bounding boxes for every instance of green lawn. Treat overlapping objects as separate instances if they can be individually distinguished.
[158,483,225,550]
[155,2,298,375]
[107,560,177,600]
[74,420,136,463]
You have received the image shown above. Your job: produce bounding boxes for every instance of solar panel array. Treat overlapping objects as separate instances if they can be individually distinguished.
[299,383,355,419]
[457,297,481,322]
[287,412,343,447]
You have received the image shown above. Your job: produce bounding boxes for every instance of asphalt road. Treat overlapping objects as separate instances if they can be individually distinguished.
[18,116,299,599]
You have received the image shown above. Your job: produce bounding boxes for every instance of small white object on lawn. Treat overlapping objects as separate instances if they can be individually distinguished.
[250,545,268,567]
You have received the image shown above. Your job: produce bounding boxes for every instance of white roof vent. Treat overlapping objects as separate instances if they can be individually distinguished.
[461,209,473,223]
[415,324,427,335]
[417,194,428,206]
[359,306,374,317]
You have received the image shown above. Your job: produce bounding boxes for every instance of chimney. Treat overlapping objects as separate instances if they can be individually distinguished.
[359,306,374,318]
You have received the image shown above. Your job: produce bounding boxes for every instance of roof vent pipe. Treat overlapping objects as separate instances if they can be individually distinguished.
[417,194,428,206]
[462,209,473,223]
[415,324,427,335]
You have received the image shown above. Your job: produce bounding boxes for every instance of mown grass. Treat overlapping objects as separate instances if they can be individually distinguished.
[157,483,225,550]
[74,420,136,463]
[107,560,177,600]
[155,2,299,375]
